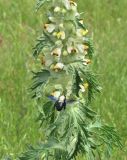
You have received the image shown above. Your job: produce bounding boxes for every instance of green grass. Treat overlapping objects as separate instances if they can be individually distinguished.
[0,0,127,159]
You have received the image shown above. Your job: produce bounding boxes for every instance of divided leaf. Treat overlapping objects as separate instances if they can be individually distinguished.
[36,0,51,11]
[72,69,82,97]
[31,69,50,98]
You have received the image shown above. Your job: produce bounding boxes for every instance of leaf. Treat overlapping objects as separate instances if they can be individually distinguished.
[37,101,53,119]
[36,101,54,127]
[31,69,50,90]
[36,0,51,11]
[72,69,82,97]
[76,18,87,30]
[30,69,50,98]
[33,31,54,58]
[79,68,101,102]
[81,104,96,120]
[84,38,94,59]
[19,139,66,160]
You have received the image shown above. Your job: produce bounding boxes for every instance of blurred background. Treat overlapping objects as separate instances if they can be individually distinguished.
[0,0,127,159]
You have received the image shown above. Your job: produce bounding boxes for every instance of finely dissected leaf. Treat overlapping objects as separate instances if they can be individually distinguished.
[36,0,51,11]
[76,18,87,30]
[79,68,101,102]
[33,31,54,58]
[85,38,94,59]
[19,138,66,160]
[72,69,82,97]
[31,69,50,98]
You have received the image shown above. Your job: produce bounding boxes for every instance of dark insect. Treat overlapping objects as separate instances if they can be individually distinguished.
[48,95,75,111]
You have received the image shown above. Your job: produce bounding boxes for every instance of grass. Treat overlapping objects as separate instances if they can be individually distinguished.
[0,0,127,159]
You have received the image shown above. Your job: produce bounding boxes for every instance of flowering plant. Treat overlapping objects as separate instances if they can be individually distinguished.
[19,0,122,159]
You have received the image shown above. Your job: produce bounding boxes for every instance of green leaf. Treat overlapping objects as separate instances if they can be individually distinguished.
[36,0,51,11]
[76,18,87,30]
[33,31,54,58]
[31,69,50,98]
[79,68,101,102]
[84,38,94,59]
[72,69,82,97]
[36,101,54,127]
[19,139,66,160]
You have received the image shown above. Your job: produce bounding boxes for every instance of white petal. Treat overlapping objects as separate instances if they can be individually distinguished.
[47,24,55,33]
[48,17,56,22]
[67,46,73,54]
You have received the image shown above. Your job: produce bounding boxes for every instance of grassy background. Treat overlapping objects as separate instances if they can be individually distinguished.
[0,0,127,159]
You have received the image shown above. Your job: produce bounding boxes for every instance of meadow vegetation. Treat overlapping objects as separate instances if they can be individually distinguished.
[0,0,127,159]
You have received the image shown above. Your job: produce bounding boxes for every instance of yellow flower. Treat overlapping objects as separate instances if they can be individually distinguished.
[56,31,65,40]
[83,83,89,89]
[53,31,65,39]
[82,29,88,36]
[81,29,88,36]
[56,32,62,39]
[77,29,88,37]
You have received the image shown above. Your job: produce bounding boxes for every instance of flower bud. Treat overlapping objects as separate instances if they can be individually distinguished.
[61,8,67,13]
[63,50,68,56]
[54,6,61,12]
